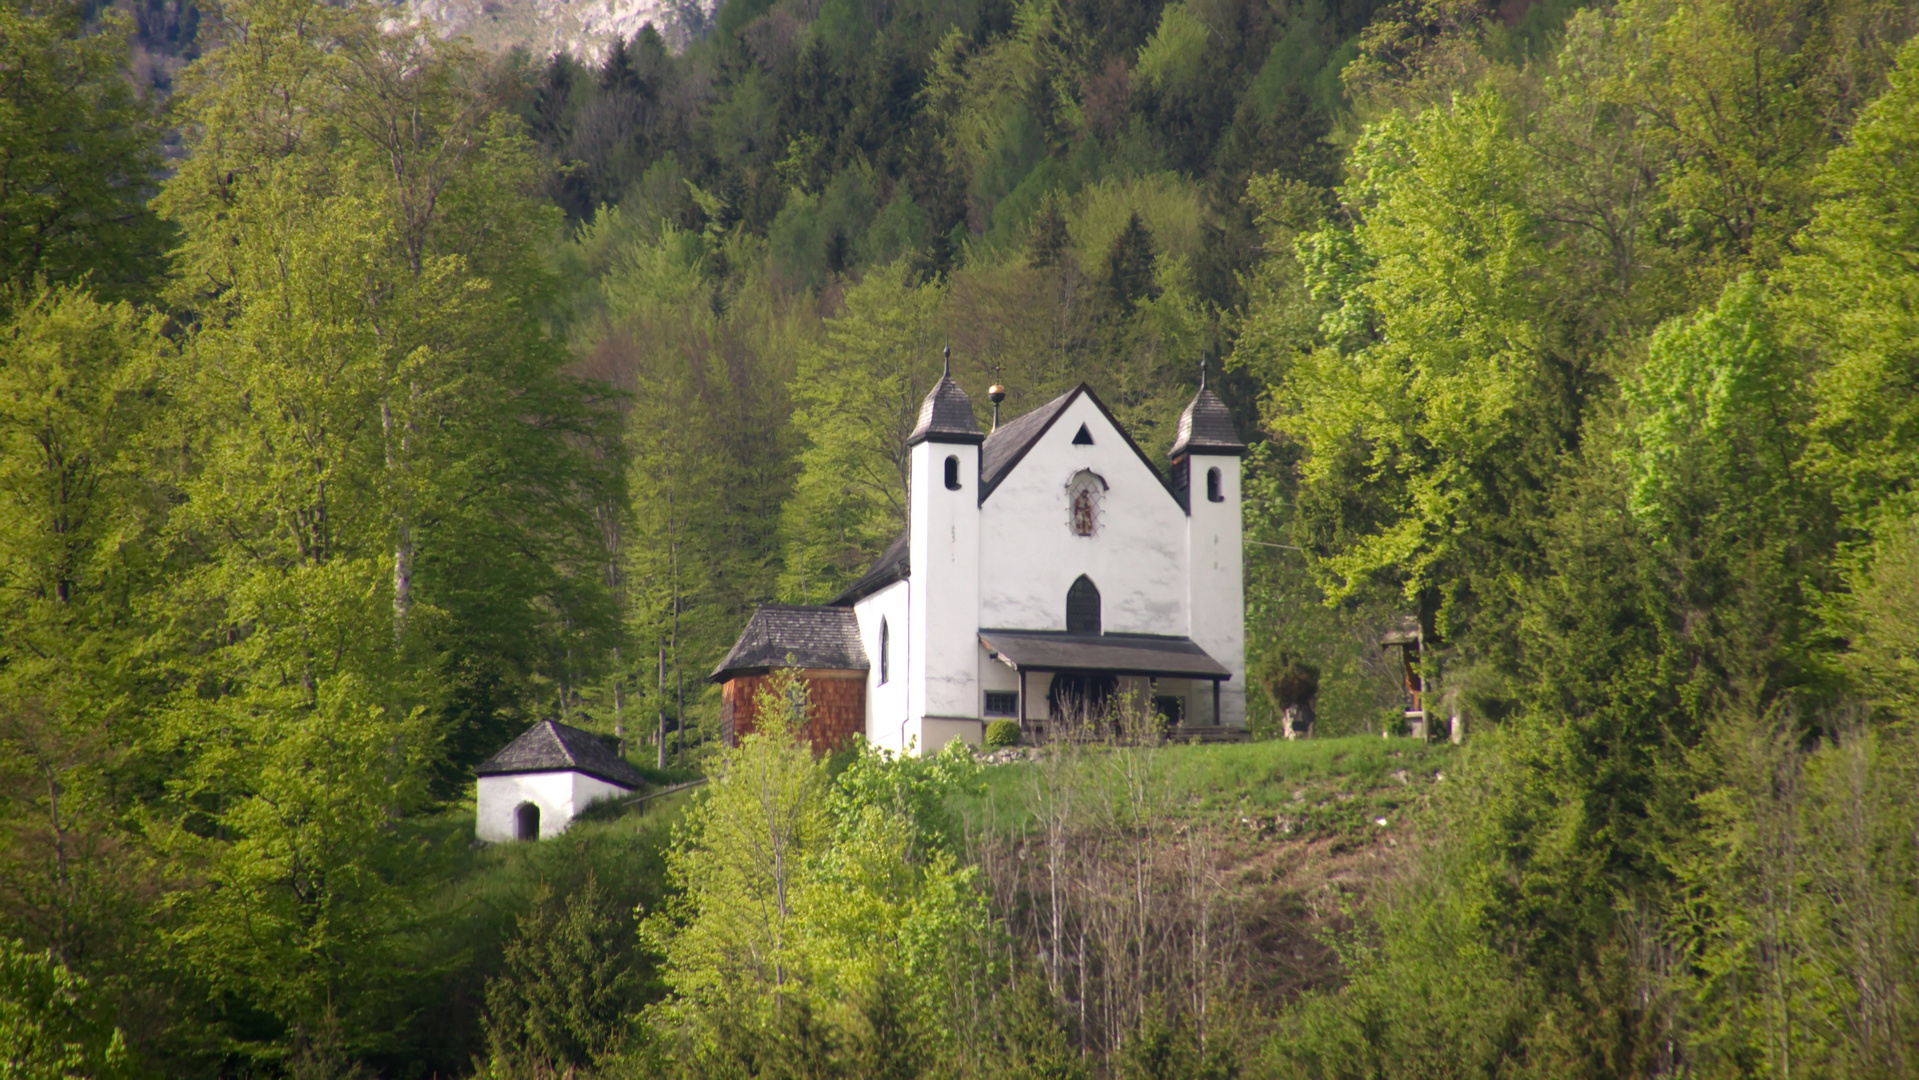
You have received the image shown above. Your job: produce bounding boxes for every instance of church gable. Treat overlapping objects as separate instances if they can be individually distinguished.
[976,389,1192,636]
[978,384,1177,508]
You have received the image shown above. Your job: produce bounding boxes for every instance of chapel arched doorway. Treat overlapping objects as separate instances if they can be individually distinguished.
[515,802,540,841]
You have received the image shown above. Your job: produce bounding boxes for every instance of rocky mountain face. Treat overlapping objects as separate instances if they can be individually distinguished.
[108,0,714,96]
[405,0,717,62]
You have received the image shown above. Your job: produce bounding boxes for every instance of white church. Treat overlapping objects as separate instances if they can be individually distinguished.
[711,366,1246,756]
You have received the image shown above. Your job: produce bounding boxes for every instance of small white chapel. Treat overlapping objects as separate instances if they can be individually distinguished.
[711,362,1246,756]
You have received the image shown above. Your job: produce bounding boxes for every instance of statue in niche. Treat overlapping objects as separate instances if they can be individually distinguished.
[1065,470,1107,537]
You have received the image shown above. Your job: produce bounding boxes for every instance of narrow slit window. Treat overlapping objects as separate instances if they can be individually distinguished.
[944,455,962,490]
[1206,466,1223,503]
[879,618,890,683]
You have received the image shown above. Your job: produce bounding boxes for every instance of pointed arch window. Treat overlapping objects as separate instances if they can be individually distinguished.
[879,618,890,684]
[1066,575,1101,635]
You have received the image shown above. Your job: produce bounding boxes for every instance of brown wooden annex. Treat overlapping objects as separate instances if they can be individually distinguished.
[710,605,870,755]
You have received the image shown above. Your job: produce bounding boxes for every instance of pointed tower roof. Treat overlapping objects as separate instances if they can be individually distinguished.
[1168,386,1246,458]
[907,347,983,446]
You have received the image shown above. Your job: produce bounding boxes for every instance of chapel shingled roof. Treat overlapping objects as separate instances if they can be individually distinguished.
[1168,387,1247,458]
[907,376,983,446]
[978,383,1174,502]
[709,605,870,681]
[474,719,646,789]
[979,386,1081,494]
[829,529,909,607]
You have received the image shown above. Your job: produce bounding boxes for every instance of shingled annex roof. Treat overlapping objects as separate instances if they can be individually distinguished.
[475,719,647,788]
[1168,387,1246,458]
[907,375,983,446]
[830,529,909,607]
[979,629,1232,680]
[978,383,1175,504]
[709,604,870,681]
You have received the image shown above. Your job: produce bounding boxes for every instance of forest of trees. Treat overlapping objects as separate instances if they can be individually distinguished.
[2,0,1918,1073]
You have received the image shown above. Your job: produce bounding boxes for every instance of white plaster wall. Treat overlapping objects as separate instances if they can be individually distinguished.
[853,580,911,754]
[1184,454,1247,727]
[909,439,981,754]
[476,771,632,842]
[979,395,1190,636]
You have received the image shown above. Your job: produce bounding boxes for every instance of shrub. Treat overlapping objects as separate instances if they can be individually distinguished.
[984,720,1021,748]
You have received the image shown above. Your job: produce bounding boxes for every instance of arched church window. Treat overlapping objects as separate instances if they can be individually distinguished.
[944,455,962,490]
[515,802,540,841]
[1206,467,1223,503]
[1066,575,1101,634]
[1064,470,1108,537]
[879,618,889,684]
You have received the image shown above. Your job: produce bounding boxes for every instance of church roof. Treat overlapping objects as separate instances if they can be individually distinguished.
[979,383,1173,502]
[475,719,646,788]
[979,629,1232,680]
[829,529,909,606]
[1168,387,1246,458]
[907,376,983,446]
[709,604,870,681]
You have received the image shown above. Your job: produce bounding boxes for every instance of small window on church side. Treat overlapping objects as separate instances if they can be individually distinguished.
[879,618,890,683]
[1206,467,1223,503]
[1072,424,1094,445]
[984,691,1018,716]
[944,455,962,490]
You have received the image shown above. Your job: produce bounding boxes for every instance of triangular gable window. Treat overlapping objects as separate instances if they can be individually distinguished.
[1071,424,1094,446]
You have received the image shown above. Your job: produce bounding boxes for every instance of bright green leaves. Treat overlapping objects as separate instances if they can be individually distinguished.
[780,260,946,602]
[1785,38,1919,539]
[1598,0,1825,273]
[0,3,165,305]
[1280,88,1553,606]
[0,287,165,634]
[1621,280,1802,540]
[645,678,991,1072]
[0,938,132,1080]
[159,693,436,1040]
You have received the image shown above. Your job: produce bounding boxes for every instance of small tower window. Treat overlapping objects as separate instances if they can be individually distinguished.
[1206,466,1223,503]
[879,618,890,683]
[515,802,540,841]
[1066,575,1101,634]
[944,455,962,490]
[1072,424,1094,446]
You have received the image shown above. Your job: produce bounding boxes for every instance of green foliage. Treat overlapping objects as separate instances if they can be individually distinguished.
[0,938,132,1080]
[779,260,946,602]
[643,685,993,1075]
[0,2,165,304]
[984,720,1022,748]
[1784,37,1919,539]
[480,874,641,1077]
[1280,85,1564,619]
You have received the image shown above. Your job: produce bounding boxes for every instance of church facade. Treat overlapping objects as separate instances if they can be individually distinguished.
[711,372,1246,756]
